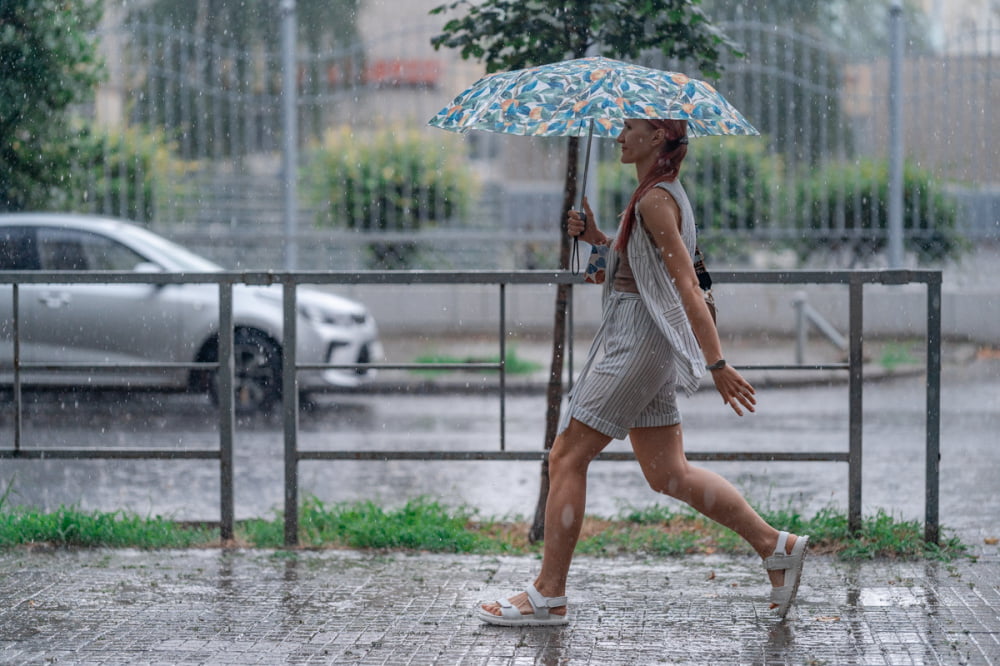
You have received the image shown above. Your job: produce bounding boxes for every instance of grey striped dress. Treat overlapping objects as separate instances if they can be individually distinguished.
[559,180,707,440]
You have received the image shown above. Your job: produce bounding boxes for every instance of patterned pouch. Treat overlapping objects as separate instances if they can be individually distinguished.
[584,244,609,284]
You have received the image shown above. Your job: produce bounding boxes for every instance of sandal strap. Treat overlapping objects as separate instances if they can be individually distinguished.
[526,583,567,620]
[497,598,524,620]
[763,531,793,570]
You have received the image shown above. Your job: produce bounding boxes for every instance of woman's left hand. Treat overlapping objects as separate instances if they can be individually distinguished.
[711,366,756,416]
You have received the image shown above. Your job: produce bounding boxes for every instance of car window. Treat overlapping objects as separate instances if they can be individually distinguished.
[37,228,148,271]
[0,227,40,270]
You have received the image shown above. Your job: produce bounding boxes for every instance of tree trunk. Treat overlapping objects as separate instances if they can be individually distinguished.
[528,136,580,543]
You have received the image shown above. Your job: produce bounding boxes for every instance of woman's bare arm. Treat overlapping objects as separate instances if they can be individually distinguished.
[638,190,756,415]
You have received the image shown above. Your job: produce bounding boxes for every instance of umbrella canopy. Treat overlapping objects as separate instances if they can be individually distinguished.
[428,56,759,139]
[429,56,760,273]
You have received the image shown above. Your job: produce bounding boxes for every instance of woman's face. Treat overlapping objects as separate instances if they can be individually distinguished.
[617,119,661,165]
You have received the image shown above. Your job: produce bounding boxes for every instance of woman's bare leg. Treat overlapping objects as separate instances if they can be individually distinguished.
[481,418,611,616]
[629,423,799,591]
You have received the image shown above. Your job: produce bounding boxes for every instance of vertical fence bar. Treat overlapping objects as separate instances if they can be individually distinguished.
[925,273,942,543]
[12,284,21,454]
[283,279,300,546]
[217,282,235,541]
[847,275,864,534]
[499,283,507,451]
[567,283,574,394]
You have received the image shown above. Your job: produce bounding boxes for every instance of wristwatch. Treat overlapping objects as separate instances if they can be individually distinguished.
[706,359,726,371]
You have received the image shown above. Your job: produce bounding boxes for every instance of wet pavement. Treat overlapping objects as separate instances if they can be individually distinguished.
[2,336,999,664]
[2,546,999,664]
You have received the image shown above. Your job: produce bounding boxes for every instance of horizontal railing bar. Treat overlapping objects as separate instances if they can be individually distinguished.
[14,362,215,371]
[299,362,848,373]
[738,363,850,371]
[8,361,846,375]
[0,449,220,460]
[297,450,849,462]
[298,362,502,371]
[0,268,942,286]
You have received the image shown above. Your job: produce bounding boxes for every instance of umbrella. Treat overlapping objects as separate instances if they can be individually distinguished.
[428,56,759,265]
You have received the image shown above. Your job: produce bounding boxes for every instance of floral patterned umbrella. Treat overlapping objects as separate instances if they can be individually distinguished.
[428,56,758,271]
[428,56,759,139]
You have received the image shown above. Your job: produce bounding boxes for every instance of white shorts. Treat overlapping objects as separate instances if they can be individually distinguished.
[562,291,681,440]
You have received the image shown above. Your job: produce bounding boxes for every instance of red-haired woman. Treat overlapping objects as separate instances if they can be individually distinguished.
[478,118,808,626]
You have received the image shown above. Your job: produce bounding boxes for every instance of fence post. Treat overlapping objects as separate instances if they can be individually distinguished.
[925,273,942,543]
[218,282,235,541]
[283,279,300,546]
[847,275,864,534]
[280,0,298,270]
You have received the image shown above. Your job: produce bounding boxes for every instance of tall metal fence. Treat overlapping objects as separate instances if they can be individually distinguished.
[70,10,999,270]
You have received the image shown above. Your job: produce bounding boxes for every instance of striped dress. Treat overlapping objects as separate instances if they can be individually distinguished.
[559,179,707,439]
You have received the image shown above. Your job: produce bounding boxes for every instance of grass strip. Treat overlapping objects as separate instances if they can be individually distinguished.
[0,497,969,561]
[410,345,542,377]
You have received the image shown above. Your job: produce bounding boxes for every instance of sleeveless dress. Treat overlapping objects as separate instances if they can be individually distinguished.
[558,180,706,440]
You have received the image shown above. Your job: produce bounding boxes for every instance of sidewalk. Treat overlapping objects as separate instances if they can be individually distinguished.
[2,545,998,664]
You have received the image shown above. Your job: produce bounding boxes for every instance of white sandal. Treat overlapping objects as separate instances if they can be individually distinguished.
[763,531,809,618]
[476,583,569,627]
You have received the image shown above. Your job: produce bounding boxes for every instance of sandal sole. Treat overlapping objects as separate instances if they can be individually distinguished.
[476,607,569,627]
[775,535,809,618]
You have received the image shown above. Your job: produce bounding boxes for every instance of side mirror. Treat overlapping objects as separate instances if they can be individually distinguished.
[134,261,165,289]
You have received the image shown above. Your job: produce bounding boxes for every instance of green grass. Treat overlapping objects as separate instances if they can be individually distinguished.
[878,341,919,371]
[410,345,542,377]
[0,496,969,561]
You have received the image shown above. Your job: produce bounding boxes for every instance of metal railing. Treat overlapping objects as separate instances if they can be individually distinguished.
[0,269,942,546]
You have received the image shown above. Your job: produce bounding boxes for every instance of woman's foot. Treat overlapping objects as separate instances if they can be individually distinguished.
[763,531,809,617]
[477,584,568,626]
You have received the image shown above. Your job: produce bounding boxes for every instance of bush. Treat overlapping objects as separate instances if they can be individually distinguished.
[597,136,781,258]
[306,126,475,268]
[795,159,961,263]
[66,125,194,222]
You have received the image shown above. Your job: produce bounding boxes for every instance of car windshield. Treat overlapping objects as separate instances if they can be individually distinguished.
[122,225,223,271]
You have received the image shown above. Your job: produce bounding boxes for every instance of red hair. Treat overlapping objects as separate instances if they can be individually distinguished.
[615,119,689,252]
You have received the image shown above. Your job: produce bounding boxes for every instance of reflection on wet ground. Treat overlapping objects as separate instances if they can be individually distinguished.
[1,359,998,549]
[1,547,998,664]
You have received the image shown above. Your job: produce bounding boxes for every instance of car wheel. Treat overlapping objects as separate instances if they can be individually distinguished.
[208,329,282,414]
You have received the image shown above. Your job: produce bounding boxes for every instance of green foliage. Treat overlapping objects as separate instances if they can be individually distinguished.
[65,125,196,222]
[0,0,104,211]
[431,0,742,78]
[0,505,213,548]
[795,159,961,262]
[410,346,542,377]
[597,137,780,250]
[0,494,967,560]
[292,496,491,552]
[306,126,476,268]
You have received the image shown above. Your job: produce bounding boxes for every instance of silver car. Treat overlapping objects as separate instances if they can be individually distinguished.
[0,213,383,413]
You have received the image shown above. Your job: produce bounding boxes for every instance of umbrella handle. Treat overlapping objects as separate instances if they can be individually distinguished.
[571,120,595,276]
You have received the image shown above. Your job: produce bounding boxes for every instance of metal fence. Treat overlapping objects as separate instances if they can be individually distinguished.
[0,269,943,545]
[63,12,999,272]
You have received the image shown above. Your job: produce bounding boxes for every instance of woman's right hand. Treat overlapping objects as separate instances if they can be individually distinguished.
[566,196,603,244]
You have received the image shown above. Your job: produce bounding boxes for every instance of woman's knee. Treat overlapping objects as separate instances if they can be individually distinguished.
[548,421,606,477]
[638,457,691,497]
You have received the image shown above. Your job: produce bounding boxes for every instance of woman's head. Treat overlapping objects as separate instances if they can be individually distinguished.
[614,118,689,251]
[617,118,689,179]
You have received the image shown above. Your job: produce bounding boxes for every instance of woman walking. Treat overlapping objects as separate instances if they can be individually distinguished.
[478,118,808,626]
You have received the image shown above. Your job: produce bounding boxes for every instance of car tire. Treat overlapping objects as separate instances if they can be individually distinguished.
[207,328,283,414]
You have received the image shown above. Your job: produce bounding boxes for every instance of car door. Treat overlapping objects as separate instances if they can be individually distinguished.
[18,227,190,387]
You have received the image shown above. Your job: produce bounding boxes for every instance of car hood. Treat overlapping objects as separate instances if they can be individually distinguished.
[249,284,369,317]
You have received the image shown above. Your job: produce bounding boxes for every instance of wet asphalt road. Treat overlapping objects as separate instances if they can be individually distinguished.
[1,353,998,547]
